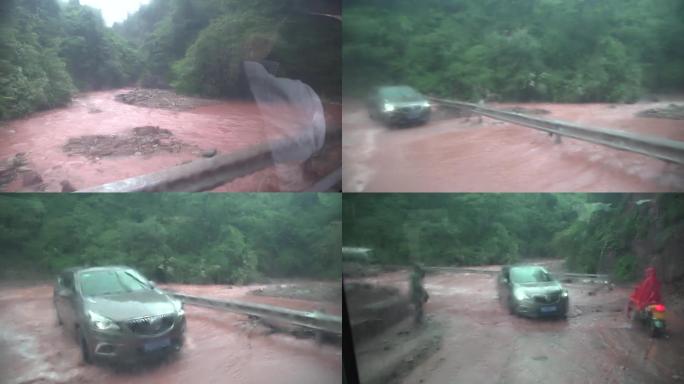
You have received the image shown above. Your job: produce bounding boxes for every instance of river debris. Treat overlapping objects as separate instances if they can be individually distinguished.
[0,153,27,189]
[201,148,217,158]
[636,104,684,120]
[63,126,188,160]
[115,88,217,111]
[60,180,76,192]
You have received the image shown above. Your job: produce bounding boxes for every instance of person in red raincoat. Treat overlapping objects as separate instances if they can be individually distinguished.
[627,267,662,318]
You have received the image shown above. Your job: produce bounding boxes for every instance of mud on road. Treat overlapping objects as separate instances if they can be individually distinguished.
[354,269,684,384]
[0,89,341,192]
[0,282,341,384]
[343,100,684,192]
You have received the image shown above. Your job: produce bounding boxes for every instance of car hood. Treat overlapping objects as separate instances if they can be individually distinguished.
[514,281,564,295]
[84,289,176,321]
[384,99,428,107]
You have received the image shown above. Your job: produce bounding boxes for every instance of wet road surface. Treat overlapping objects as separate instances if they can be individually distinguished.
[343,101,684,192]
[0,283,341,384]
[373,269,684,384]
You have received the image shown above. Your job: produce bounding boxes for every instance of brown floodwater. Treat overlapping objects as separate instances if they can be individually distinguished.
[343,101,684,192]
[0,89,339,192]
[351,267,684,384]
[0,283,341,384]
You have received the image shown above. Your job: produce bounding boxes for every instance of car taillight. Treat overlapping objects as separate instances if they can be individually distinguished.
[653,304,666,312]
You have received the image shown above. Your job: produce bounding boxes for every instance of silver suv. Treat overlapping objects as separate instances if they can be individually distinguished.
[53,266,186,364]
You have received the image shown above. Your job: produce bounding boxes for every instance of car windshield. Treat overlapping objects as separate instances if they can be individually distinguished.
[380,86,423,102]
[510,267,553,284]
[79,270,150,296]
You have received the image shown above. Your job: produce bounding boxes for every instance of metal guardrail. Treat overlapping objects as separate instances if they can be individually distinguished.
[424,266,498,275]
[170,292,342,336]
[424,266,611,282]
[78,125,341,192]
[430,97,684,165]
[559,272,611,283]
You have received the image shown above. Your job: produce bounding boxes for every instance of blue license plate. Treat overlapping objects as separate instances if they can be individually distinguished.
[540,306,557,313]
[144,337,171,352]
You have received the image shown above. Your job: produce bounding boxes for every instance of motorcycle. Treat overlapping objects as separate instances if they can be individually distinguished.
[629,301,667,337]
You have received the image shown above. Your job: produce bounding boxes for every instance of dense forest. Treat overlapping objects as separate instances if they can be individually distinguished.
[343,0,684,102]
[0,193,341,284]
[343,194,684,282]
[0,0,340,120]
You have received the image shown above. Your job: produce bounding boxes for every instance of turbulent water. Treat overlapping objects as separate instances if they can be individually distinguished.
[0,89,327,192]
[0,283,341,384]
[343,101,684,192]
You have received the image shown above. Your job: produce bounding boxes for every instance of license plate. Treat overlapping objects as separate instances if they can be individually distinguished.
[144,337,171,352]
[540,306,557,313]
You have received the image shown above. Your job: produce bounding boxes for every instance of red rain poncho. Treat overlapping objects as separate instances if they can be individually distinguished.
[629,267,662,310]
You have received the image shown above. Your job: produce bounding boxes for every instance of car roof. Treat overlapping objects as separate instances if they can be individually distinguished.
[506,264,548,271]
[61,265,134,275]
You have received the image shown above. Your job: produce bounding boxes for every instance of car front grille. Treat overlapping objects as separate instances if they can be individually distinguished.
[128,313,175,335]
[397,105,423,113]
[533,292,561,304]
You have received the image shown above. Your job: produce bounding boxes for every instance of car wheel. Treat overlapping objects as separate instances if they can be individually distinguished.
[80,331,93,364]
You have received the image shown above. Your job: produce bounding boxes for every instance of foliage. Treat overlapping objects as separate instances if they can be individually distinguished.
[116,0,340,99]
[343,194,584,266]
[60,2,142,90]
[0,194,341,283]
[0,0,75,119]
[551,194,684,280]
[343,194,684,282]
[343,0,684,102]
[1,0,339,120]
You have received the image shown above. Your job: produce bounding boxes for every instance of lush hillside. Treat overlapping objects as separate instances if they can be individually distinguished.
[343,194,584,266]
[0,0,340,120]
[343,0,684,102]
[552,194,684,282]
[343,194,684,282]
[0,193,341,283]
[113,0,340,99]
[0,0,139,119]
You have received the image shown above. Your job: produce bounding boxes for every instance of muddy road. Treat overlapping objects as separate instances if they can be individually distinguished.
[343,101,684,192]
[357,268,684,384]
[0,282,341,384]
[0,89,340,192]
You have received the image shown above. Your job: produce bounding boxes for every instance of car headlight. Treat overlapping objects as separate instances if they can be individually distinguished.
[172,299,185,316]
[561,290,569,298]
[421,101,431,108]
[88,310,120,332]
[513,288,529,301]
[383,103,395,112]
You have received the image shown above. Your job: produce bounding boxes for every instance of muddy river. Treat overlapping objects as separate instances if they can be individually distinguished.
[0,282,341,384]
[351,266,684,384]
[343,101,684,192]
[0,89,340,192]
